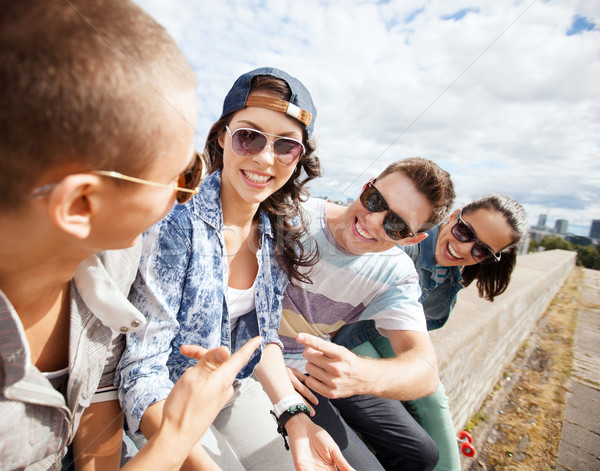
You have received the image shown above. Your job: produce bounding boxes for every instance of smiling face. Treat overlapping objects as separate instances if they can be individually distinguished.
[330,170,433,255]
[218,94,303,210]
[435,208,514,267]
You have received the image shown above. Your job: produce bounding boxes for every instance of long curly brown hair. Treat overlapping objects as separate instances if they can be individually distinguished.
[203,75,321,284]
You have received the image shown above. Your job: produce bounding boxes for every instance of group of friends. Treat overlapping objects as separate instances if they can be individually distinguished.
[0,1,528,470]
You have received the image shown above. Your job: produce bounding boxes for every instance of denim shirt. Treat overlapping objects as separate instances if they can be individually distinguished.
[402,225,464,330]
[116,170,287,433]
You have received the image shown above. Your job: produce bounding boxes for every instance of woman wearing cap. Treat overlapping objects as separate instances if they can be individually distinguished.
[332,193,527,471]
[116,68,355,471]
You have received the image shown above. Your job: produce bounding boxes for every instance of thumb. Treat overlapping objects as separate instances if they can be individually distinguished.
[330,447,356,471]
[184,337,262,377]
[223,336,262,373]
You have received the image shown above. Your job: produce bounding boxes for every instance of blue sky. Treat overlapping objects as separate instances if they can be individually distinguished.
[135,0,599,237]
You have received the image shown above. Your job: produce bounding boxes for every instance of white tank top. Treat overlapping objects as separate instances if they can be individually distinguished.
[227,278,257,331]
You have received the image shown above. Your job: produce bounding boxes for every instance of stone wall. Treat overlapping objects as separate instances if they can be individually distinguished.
[430,249,577,430]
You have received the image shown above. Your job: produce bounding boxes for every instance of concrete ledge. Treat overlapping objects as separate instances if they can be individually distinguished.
[430,249,577,430]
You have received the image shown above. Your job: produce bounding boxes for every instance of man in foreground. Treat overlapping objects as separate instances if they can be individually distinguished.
[0,1,260,468]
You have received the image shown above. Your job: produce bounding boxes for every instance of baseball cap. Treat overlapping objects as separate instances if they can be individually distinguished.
[220,67,317,138]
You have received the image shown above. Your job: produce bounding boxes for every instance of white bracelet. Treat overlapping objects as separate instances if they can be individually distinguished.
[272,394,305,419]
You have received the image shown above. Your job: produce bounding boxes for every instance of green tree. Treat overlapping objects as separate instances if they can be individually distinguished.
[576,245,600,270]
[528,239,540,253]
[540,236,573,251]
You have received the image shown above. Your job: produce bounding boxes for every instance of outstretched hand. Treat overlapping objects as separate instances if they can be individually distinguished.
[161,336,262,444]
[286,414,356,471]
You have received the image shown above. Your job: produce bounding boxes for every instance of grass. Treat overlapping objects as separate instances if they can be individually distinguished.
[469,267,583,470]
[465,411,489,432]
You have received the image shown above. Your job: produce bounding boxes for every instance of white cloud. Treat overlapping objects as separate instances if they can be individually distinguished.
[135,0,600,236]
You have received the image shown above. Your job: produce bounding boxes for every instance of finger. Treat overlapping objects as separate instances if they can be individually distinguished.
[286,373,316,414]
[296,333,342,359]
[331,447,356,471]
[288,366,312,386]
[287,368,319,407]
[219,336,262,375]
[190,346,232,373]
[182,337,261,381]
[294,377,319,408]
[302,346,328,366]
[303,376,328,396]
[303,364,344,399]
[303,347,336,375]
[303,360,328,383]
[179,344,209,360]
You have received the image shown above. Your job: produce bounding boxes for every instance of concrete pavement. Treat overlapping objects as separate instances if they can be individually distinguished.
[556,268,600,470]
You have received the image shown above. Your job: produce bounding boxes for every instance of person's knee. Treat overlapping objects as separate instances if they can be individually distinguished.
[380,432,439,470]
[420,438,440,471]
[415,428,440,470]
[405,430,440,470]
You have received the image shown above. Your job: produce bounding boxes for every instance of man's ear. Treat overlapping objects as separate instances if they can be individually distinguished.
[398,232,428,246]
[47,174,101,240]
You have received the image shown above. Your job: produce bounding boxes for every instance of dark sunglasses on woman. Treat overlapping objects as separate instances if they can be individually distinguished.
[226,126,305,167]
[451,212,501,264]
[359,179,416,241]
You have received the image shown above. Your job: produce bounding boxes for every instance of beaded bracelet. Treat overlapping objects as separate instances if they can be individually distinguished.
[270,404,311,450]
[272,393,305,418]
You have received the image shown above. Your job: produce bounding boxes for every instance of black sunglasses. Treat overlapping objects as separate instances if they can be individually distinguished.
[359,179,416,241]
[451,212,501,264]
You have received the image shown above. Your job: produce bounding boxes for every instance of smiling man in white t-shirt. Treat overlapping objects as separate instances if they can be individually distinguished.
[279,157,455,471]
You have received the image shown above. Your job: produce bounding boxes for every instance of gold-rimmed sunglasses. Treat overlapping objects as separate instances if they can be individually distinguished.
[32,152,203,205]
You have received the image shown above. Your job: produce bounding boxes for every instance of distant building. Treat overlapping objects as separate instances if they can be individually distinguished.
[517,233,530,254]
[537,214,547,227]
[566,235,593,246]
[529,226,557,243]
[590,220,600,239]
[555,219,568,235]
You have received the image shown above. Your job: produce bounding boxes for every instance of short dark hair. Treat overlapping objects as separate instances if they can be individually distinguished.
[0,0,196,211]
[461,194,528,301]
[377,157,455,230]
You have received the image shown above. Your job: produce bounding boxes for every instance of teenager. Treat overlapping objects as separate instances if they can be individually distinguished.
[117,68,354,471]
[333,193,528,470]
[0,1,261,469]
[280,158,456,470]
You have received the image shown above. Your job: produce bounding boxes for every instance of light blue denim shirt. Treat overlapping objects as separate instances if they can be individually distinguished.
[402,225,464,330]
[116,170,287,433]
